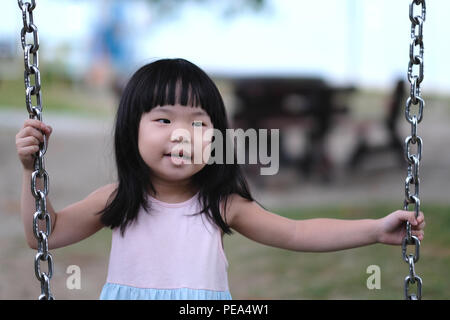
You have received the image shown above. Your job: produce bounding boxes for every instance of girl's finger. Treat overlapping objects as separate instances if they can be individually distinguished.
[22,119,51,135]
[17,144,40,156]
[19,126,45,142]
[23,119,44,129]
[417,211,425,224]
[412,221,426,231]
[413,230,424,240]
[399,210,418,226]
[18,136,41,147]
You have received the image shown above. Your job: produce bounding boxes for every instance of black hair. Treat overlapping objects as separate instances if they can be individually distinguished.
[98,58,255,236]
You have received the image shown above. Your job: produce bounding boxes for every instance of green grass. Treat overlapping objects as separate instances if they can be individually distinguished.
[0,77,115,118]
[224,203,450,299]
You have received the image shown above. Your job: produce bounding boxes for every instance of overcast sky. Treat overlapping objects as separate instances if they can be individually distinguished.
[2,0,449,92]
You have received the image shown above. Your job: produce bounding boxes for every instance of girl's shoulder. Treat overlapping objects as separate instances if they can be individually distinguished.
[86,182,118,207]
[220,193,254,228]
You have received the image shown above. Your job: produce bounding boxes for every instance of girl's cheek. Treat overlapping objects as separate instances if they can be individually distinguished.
[147,125,170,141]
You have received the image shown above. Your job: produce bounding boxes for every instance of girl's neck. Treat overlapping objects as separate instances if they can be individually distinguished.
[148,176,198,203]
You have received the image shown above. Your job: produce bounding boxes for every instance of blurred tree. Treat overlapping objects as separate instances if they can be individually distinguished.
[86,0,267,96]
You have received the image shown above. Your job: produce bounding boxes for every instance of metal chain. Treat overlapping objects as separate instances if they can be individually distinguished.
[14,0,428,302]
[402,0,426,300]
[17,0,54,300]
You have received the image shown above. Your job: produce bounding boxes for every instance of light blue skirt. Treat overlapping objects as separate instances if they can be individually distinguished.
[100,283,232,300]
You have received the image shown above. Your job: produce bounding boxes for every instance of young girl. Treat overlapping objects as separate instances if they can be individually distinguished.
[16,58,425,300]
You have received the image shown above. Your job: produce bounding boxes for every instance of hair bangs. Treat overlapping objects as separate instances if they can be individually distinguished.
[139,71,201,113]
[136,61,218,124]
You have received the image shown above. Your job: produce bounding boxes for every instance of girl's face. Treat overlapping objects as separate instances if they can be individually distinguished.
[138,104,214,183]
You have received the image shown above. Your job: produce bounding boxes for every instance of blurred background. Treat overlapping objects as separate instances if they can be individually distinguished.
[1,0,449,300]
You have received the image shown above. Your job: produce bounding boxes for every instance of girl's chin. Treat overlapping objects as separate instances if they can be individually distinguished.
[151,171,192,183]
[150,163,204,181]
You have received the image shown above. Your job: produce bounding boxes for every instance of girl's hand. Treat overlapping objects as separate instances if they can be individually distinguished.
[376,210,425,245]
[15,119,52,171]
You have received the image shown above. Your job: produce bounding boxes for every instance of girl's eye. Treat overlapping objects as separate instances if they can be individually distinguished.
[156,118,170,124]
[193,121,205,127]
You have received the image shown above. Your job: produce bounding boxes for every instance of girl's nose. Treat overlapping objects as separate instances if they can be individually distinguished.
[170,128,191,144]
[170,135,183,143]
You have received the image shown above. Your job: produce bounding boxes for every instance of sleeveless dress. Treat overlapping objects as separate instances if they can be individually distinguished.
[99,191,232,300]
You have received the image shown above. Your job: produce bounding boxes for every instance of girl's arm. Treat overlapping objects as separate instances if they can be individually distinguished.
[22,180,116,250]
[42,183,116,250]
[16,119,115,250]
[226,194,425,252]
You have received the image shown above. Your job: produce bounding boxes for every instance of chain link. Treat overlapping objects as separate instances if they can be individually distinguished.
[17,0,54,300]
[402,0,426,300]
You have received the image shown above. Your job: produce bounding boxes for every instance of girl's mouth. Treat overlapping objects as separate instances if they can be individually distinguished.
[164,150,192,162]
